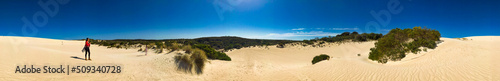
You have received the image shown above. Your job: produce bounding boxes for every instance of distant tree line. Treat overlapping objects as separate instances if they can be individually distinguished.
[193,36,296,50]
[311,32,383,43]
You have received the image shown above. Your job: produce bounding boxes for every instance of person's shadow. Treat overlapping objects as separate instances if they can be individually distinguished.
[136,55,146,57]
[70,56,86,60]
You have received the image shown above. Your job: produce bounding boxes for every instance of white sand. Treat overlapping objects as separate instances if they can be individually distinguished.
[1,36,499,81]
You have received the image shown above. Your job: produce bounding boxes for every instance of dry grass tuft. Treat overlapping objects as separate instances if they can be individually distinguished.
[174,47,208,74]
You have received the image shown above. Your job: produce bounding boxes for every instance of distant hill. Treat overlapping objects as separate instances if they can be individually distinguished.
[90,32,382,51]
[193,36,296,50]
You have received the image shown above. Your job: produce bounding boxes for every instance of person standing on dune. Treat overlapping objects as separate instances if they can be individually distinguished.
[84,38,91,61]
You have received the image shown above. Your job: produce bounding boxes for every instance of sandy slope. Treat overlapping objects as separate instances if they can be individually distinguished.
[1,36,499,81]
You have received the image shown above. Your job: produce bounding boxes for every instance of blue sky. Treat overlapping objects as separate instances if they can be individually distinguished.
[1,0,499,40]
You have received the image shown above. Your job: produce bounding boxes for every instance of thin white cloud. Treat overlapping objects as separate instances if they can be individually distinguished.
[315,28,325,30]
[329,28,359,30]
[293,27,359,31]
[291,28,305,30]
[266,31,339,37]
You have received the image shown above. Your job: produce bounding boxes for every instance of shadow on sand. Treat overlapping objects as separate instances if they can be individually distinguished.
[166,50,176,54]
[70,56,85,60]
[136,55,146,57]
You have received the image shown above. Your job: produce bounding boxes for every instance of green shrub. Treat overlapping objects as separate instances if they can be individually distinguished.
[369,26,441,63]
[319,41,325,45]
[338,32,350,36]
[194,44,231,61]
[312,54,330,64]
[352,31,359,35]
[303,40,314,45]
[354,35,367,41]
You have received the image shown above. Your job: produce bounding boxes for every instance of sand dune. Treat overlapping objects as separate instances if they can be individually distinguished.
[1,36,499,81]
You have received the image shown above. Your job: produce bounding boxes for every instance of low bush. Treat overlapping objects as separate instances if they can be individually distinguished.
[312,54,330,64]
[194,44,231,61]
[369,26,441,63]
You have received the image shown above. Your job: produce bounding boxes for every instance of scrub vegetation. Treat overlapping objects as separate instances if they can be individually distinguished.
[369,26,441,63]
[87,31,386,64]
[88,32,384,62]
[312,54,330,64]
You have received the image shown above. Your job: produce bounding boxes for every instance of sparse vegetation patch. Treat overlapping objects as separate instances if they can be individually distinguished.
[312,54,330,64]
